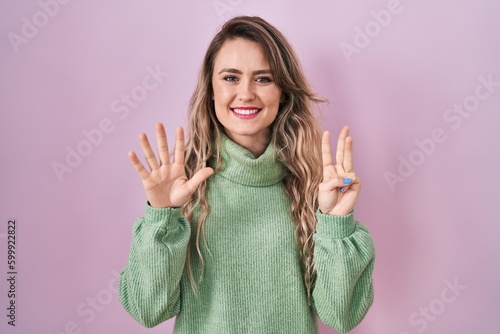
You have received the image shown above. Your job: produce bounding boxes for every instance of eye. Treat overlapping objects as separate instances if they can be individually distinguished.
[256,76,273,83]
[223,75,238,82]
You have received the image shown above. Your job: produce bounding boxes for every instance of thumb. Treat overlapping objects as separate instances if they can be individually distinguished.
[185,167,214,193]
[319,176,353,192]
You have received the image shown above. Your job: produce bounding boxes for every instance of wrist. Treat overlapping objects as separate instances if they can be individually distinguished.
[147,200,176,208]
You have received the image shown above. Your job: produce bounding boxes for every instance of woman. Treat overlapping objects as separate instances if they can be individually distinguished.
[119,16,374,334]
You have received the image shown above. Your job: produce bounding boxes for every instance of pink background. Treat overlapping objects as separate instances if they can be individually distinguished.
[1,1,499,333]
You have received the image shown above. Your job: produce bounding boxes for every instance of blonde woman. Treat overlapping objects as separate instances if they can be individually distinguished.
[119,16,374,334]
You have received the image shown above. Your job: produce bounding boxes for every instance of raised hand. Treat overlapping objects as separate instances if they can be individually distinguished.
[318,126,361,216]
[128,123,214,208]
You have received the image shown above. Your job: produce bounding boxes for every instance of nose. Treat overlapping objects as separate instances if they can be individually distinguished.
[237,79,255,102]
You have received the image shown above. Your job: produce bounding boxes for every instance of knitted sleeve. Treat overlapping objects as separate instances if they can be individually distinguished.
[312,211,375,333]
[118,203,190,328]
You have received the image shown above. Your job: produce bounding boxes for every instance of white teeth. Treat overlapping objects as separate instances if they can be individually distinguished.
[232,108,260,115]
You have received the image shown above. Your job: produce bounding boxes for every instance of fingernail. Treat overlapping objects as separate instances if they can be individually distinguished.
[343,178,352,184]
[340,187,345,192]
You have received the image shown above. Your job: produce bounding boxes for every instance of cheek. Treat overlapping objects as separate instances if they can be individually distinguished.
[213,81,233,101]
[265,85,282,100]
[263,88,282,108]
[212,86,230,121]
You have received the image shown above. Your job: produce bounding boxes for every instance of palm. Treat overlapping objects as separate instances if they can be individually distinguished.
[318,126,361,216]
[129,124,214,208]
[140,160,189,208]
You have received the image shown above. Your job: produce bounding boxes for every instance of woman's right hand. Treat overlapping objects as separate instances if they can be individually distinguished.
[128,123,214,208]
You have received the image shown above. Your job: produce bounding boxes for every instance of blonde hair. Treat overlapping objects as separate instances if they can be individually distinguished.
[183,16,324,302]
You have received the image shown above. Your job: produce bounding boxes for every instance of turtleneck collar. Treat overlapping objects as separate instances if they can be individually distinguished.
[212,134,285,187]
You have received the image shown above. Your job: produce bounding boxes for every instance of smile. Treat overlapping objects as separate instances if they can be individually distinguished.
[230,107,262,119]
[231,108,261,115]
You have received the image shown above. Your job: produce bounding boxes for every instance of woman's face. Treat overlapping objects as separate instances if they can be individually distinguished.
[212,38,282,149]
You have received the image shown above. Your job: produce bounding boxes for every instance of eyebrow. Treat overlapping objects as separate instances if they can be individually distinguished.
[217,68,272,75]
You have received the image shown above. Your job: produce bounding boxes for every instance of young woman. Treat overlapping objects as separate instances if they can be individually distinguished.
[119,16,374,334]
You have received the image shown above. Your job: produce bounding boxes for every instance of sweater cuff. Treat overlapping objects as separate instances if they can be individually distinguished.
[143,202,183,229]
[315,210,357,239]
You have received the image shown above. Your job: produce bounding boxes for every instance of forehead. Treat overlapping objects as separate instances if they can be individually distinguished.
[213,38,270,71]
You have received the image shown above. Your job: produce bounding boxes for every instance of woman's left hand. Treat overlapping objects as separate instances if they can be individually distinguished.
[318,126,361,216]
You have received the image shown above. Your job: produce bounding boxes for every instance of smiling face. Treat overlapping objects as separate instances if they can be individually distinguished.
[212,38,282,155]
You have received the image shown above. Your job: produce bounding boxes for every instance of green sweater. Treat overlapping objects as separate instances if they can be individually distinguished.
[119,135,375,334]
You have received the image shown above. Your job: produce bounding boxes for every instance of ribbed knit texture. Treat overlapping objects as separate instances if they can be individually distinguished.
[119,135,375,334]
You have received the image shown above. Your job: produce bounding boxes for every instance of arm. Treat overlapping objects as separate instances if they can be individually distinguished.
[119,123,213,327]
[119,204,190,327]
[314,127,374,331]
[312,211,375,333]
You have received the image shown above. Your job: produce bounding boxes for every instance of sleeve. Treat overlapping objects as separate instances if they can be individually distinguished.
[311,211,375,333]
[118,203,191,328]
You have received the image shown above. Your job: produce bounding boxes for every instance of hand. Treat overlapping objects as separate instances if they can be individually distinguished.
[128,123,214,208]
[318,126,361,216]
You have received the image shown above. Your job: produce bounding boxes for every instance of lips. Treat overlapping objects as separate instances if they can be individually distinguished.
[230,107,262,119]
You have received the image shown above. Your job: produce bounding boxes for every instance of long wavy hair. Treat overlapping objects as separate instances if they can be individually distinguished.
[182,16,324,302]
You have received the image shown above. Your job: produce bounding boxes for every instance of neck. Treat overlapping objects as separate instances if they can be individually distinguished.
[224,131,271,158]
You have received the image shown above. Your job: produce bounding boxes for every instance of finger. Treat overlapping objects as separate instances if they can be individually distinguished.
[321,175,356,190]
[343,136,354,173]
[335,126,350,167]
[139,133,159,170]
[128,150,150,180]
[322,131,334,167]
[156,123,170,165]
[173,127,185,165]
[341,174,360,192]
[323,164,339,181]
